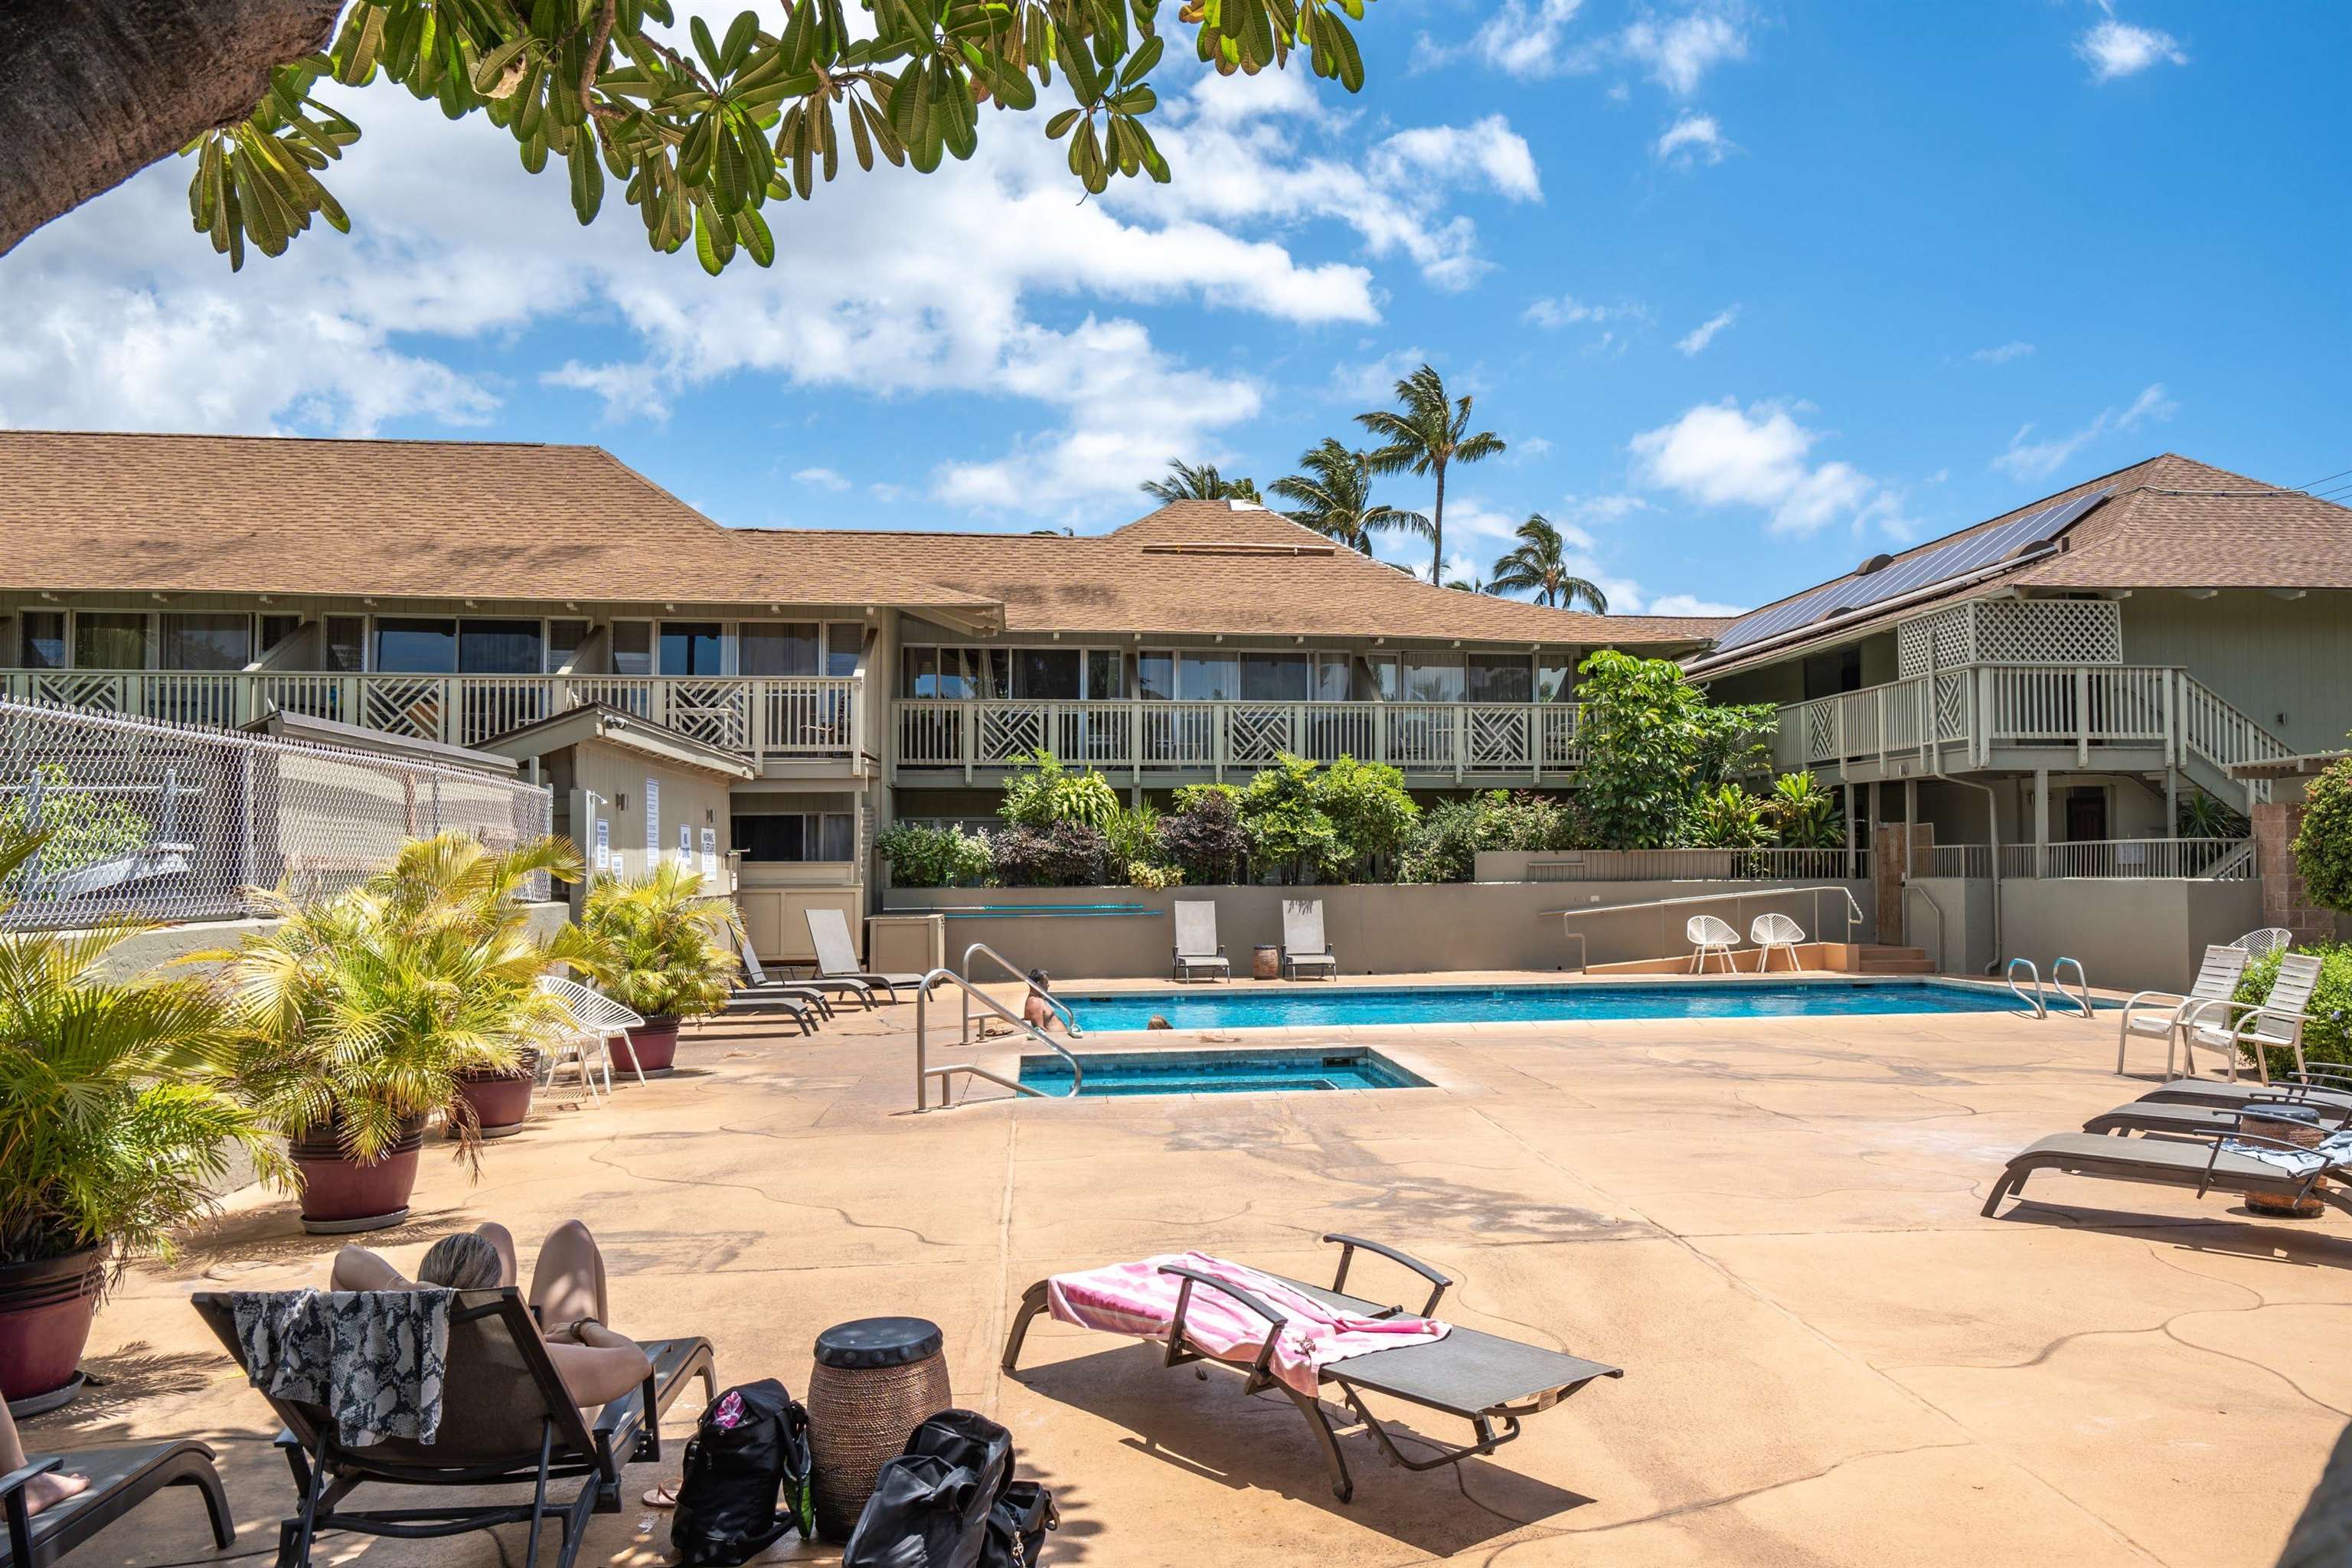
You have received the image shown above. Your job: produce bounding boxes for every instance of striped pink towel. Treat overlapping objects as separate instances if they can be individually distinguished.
[1046,1251,1448,1398]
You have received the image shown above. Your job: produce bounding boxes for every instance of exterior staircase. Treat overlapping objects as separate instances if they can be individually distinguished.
[1859,944,1934,975]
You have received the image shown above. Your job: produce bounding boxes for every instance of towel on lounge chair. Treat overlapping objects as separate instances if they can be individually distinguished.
[229,1288,452,1447]
[1045,1251,1447,1398]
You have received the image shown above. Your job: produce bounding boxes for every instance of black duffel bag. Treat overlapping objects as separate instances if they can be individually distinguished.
[984,1480,1059,1567]
[843,1409,1014,1568]
[671,1379,814,1566]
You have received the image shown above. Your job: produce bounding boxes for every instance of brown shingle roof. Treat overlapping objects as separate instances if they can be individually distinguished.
[0,430,997,612]
[738,500,1719,646]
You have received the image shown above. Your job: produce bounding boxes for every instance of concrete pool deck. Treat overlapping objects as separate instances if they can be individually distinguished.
[29,972,2345,1567]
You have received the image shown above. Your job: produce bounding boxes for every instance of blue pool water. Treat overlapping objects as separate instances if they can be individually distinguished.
[1067,979,2083,1033]
[1019,1047,1426,1096]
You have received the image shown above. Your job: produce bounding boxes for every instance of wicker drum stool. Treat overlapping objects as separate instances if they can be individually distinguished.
[807,1316,952,1541]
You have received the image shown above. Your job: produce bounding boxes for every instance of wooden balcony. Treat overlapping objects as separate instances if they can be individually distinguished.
[2,670,864,770]
[891,698,1586,784]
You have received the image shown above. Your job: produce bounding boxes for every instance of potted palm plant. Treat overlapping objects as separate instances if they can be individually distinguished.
[0,828,285,1411]
[214,831,586,1233]
[577,861,744,1076]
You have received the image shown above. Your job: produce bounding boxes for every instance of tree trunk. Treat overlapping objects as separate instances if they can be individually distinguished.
[1430,462,1447,585]
[0,0,343,257]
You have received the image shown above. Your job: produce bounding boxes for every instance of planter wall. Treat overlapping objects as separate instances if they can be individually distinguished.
[0,1246,105,1413]
[290,1116,429,1235]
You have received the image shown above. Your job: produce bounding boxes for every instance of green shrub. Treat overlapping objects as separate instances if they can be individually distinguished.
[1237,754,1339,884]
[2232,944,2352,1079]
[999,749,1119,830]
[0,763,155,877]
[1765,771,1843,848]
[1681,782,1773,849]
[1313,755,1419,882]
[1126,861,1183,890]
[2177,787,2251,841]
[876,822,992,888]
[1102,803,1165,872]
[1573,649,1775,849]
[989,821,1109,886]
[1161,785,1250,884]
[2295,757,2352,913]
[1396,789,1581,884]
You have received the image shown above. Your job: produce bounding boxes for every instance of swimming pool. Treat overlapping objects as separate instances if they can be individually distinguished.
[1019,1047,1426,1096]
[1066,978,2081,1033]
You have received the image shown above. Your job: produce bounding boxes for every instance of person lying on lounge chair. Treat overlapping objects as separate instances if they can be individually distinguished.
[332,1220,651,1410]
[0,1398,87,1517]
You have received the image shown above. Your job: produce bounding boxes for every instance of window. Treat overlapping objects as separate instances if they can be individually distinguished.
[260,615,305,659]
[1137,650,1174,701]
[1402,653,1463,703]
[1178,652,1239,701]
[1014,648,1080,699]
[1537,658,1579,704]
[900,646,1013,698]
[1362,652,1400,702]
[1085,649,1123,699]
[730,810,855,862]
[1466,654,1532,704]
[1802,645,1862,701]
[374,617,458,673]
[740,622,819,677]
[459,619,543,675]
[1240,651,1309,701]
[612,621,653,677]
[158,612,252,671]
[74,612,148,670]
[325,616,367,673]
[18,611,65,669]
[826,622,862,677]
[1313,655,1352,702]
[659,621,725,676]
[546,619,590,674]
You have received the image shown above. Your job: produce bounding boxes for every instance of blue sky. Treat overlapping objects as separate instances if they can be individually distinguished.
[4,1,2347,617]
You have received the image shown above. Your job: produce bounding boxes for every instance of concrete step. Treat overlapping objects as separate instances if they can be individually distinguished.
[1861,949,1936,974]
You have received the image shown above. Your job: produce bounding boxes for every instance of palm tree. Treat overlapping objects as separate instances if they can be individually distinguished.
[1488,513,1609,612]
[1140,459,1259,504]
[1354,364,1505,583]
[1266,438,1430,554]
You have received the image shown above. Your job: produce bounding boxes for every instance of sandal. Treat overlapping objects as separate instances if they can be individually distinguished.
[642,1481,681,1509]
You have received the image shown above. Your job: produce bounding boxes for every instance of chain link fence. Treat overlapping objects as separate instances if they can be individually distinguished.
[0,697,554,931]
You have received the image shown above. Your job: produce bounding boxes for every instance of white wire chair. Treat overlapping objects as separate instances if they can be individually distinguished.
[536,975,647,1104]
[1687,914,1740,974]
[2230,927,2295,962]
[1749,913,1806,973]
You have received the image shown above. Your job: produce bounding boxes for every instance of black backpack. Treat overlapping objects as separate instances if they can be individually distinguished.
[671,1379,814,1566]
[985,1481,1058,1567]
[844,1409,1030,1568]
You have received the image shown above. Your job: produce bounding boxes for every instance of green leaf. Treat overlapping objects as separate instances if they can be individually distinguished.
[739,203,775,266]
[567,133,605,222]
[471,35,531,94]
[720,10,760,75]
[1118,33,1163,87]
[691,15,721,73]
[1044,106,1081,139]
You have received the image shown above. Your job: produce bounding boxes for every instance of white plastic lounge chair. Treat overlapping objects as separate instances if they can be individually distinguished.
[1748,913,1805,974]
[1686,914,1739,974]
[1281,899,1338,981]
[2230,927,2295,961]
[2180,950,2324,1084]
[2114,943,2249,1079]
[1172,900,1230,982]
[805,907,927,1002]
[537,975,645,1102]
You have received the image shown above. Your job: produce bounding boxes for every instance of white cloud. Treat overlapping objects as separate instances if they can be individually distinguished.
[1523,294,1647,330]
[1675,305,1739,356]
[1991,383,2177,481]
[2076,15,2187,82]
[1646,592,1746,617]
[1622,6,1750,96]
[1971,340,2036,365]
[1330,346,1429,404]
[1629,397,1898,537]
[1655,113,1733,167]
[792,466,851,492]
[1559,492,1655,525]
[1465,0,1592,79]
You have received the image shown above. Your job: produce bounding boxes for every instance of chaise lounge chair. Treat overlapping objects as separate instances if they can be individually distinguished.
[1281,899,1339,981]
[805,907,927,1003]
[733,939,840,1020]
[2138,1068,2352,1114]
[1981,1121,2352,1222]
[1001,1233,1622,1503]
[2115,943,2249,1080]
[2082,1095,2352,1139]
[2177,950,2324,1084]
[1171,900,1230,983]
[5,1440,234,1568]
[191,1289,716,1568]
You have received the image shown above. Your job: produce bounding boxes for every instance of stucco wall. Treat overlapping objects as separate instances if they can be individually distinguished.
[882,881,1877,979]
[1996,877,2259,995]
[1904,876,1994,975]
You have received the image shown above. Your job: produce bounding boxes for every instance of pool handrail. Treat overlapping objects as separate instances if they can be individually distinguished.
[2005,957,2047,1019]
[962,941,1083,1041]
[2050,956,2093,1018]
[1543,884,1865,974]
[910,966,1083,1110]
[1903,883,1945,975]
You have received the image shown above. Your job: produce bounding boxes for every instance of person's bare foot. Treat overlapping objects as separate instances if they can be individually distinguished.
[25,1468,91,1516]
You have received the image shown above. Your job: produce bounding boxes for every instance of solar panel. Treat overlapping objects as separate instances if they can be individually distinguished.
[1706,486,2113,656]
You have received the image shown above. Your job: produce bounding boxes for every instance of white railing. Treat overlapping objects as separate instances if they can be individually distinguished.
[1522,847,1866,883]
[1914,844,1992,880]
[1996,837,2256,880]
[891,699,1586,779]
[1,670,861,766]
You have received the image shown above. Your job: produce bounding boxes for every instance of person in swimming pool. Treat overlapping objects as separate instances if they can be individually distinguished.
[1021,969,1062,1033]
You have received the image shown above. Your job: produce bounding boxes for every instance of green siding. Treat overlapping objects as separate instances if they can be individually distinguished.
[2120,591,2352,756]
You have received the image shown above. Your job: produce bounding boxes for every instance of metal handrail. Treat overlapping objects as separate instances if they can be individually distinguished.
[910,966,1083,1110]
[1903,883,1945,974]
[1544,884,1865,973]
[2005,957,2047,1019]
[961,942,1083,1041]
[2050,956,2092,1018]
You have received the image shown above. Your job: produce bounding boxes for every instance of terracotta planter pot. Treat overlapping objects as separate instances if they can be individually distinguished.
[612,1016,680,1077]
[454,1063,537,1141]
[289,1116,428,1235]
[0,1246,106,1415]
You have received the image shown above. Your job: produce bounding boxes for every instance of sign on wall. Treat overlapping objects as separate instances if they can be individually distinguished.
[643,777,660,858]
[593,818,610,872]
[678,823,693,865]
[700,826,718,880]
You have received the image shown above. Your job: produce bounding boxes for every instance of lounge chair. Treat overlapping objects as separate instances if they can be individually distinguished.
[1982,1122,2352,1222]
[734,938,839,1019]
[191,1288,716,1568]
[2178,950,2323,1083]
[537,975,644,1102]
[1280,899,1338,981]
[1001,1233,1621,1503]
[5,1440,234,1568]
[2082,1096,2352,1139]
[805,908,926,1003]
[1686,915,1739,974]
[1748,913,1804,974]
[1171,900,1230,983]
[2139,1069,2352,1114]
[2231,927,2295,961]
[2115,944,2249,1079]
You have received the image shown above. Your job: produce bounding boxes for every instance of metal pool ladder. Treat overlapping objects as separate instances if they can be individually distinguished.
[2004,957,2047,1018]
[2004,956,2092,1019]
[909,958,1085,1110]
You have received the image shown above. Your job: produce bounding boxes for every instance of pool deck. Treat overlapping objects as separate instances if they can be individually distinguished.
[34,970,2345,1567]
